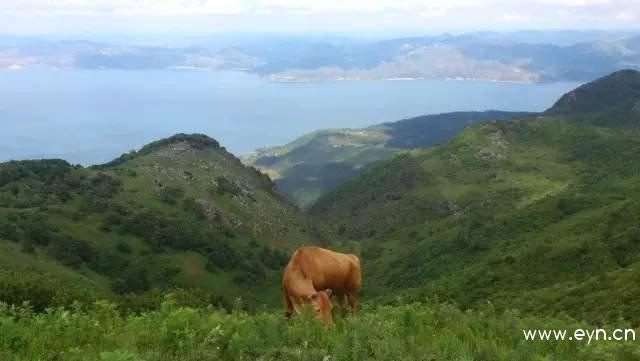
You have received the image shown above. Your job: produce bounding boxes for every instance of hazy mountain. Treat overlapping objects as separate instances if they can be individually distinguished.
[2,32,639,82]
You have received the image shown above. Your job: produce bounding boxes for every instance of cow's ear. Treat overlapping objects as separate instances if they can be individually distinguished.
[324,289,333,298]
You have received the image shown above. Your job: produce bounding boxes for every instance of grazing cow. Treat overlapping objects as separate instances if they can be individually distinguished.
[282,246,361,326]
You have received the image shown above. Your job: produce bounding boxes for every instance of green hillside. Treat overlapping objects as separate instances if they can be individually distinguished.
[0,134,318,310]
[311,71,640,324]
[546,69,640,127]
[243,111,528,208]
[312,118,640,323]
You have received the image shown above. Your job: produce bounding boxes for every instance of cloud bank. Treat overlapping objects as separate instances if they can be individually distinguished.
[0,0,638,33]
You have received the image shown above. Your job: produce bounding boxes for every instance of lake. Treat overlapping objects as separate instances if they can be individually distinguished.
[0,69,580,165]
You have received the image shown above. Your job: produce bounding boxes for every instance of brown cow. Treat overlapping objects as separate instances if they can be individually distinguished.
[282,246,361,326]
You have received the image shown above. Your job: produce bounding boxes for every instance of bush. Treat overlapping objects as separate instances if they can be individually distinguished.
[258,247,288,270]
[20,240,35,254]
[20,214,53,246]
[214,177,241,197]
[101,211,123,231]
[205,241,241,271]
[182,197,206,220]
[111,267,151,294]
[0,220,20,242]
[233,262,266,284]
[47,237,95,268]
[121,209,222,252]
[158,186,185,205]
[629,228,640,243]
[154,266,180,284]
[0,270,95,311]
[115,240,132,254]
[119,289,230,313]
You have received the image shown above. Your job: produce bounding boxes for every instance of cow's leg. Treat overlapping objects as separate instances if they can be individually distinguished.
[283,289,294,319]
[347,292,358,314]
[337,293,349,317]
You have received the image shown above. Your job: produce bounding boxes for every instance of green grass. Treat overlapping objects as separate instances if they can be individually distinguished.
[2,297,639,361]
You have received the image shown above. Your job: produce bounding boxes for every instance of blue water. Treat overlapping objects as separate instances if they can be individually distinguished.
[0,69,580,165]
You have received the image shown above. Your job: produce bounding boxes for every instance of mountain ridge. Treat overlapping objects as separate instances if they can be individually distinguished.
[243,111,530,208]
[545,69,640,127]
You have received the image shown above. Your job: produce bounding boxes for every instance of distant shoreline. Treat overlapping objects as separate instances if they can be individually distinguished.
[262,75,537,84]
[0,67,551,84]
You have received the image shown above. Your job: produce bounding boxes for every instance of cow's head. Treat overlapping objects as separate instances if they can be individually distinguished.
[308,289,333,326]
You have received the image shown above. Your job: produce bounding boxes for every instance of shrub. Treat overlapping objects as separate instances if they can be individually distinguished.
[47,237,95,268]
[182,197,206,220]
[0,220,20,242]
[214,177,241,197]
[20,240,35,254]
[0,270,95,311]
[116,240,132,254]
[119,289,230,313]
[20,214,53,246]
[158,186,185,205]
[233,262,266,284]
[258,247,288,270]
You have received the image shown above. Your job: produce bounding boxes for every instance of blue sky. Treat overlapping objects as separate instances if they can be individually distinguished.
[1,0,638,35]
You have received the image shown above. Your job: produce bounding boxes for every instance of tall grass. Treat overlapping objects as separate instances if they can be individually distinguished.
[1,295,638,360]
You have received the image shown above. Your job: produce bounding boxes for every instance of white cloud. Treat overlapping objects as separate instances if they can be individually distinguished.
[0,0,509,16]
[0,0,637,33]
[615,11,637,21]
[257,0,491,14]
[538,0,613,6]
[0,0,248,16]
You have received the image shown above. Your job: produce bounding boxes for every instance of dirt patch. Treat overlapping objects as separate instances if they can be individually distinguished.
[184,258,201,278]
[268,239,285,248]
[476,128,509,161]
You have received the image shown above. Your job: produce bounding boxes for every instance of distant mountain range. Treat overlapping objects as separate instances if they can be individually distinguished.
[2,31,640,82]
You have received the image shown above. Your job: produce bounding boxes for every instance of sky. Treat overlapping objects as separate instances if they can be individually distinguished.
[0,0,639,35]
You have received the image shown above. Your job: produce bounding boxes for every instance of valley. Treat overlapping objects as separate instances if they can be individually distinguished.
[244,111,531,208]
